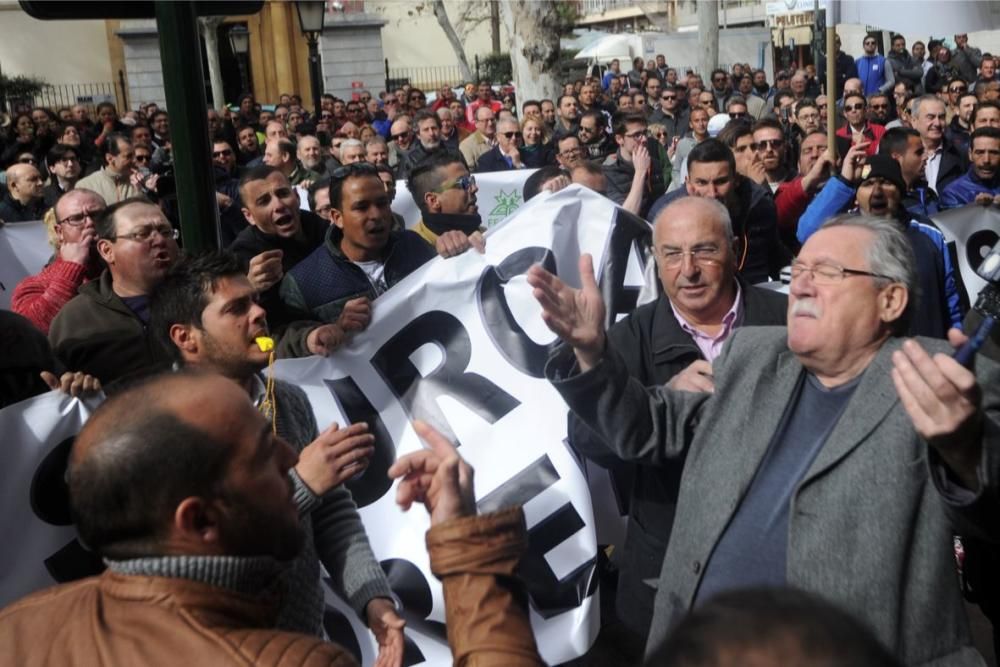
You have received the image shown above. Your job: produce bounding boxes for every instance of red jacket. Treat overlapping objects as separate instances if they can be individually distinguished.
[835,122,885,156]
[11,257,100,334]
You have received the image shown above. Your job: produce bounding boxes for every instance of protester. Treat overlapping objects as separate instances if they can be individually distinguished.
[476,116,527,172]
[651,138,786,284]
[911,94,968,194]
[835,93,885,156]
[409,154,485,248]
[42,143,82,207]
[798,153,962,336]
[12,190,106,333]
[878,126,938,217]
[569,197,786,656]
[48,198,178,386]
[397,110,464,180]
[602,112,668,218]
[0,161,46,222]
[150,252,404,659]
[74,133,140,204]
[529,213,1000,666]
[940,126,1000,207]
[458,106,496,171]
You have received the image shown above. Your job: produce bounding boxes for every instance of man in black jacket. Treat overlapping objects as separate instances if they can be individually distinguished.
[227,165,341,355]
[0,163,46,222]
[603,112,668,219]
[570,196,787,658]
[649,139,788,284]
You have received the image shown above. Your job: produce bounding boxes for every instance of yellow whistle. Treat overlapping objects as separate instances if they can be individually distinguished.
[255,336,275,352]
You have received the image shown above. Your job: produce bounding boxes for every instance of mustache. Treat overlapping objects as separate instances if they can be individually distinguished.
[791,299,822,318]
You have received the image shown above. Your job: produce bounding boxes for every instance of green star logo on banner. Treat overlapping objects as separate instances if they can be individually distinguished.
[489,189,522,221]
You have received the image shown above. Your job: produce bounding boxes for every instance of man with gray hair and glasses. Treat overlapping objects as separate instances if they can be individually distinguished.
[528,213,1000,666]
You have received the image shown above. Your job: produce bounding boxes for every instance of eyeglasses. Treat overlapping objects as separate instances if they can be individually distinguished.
[59,208,104,226]
[656,246,723,267]
[331,162,378,180]
[729,111,748,119]
[578,125,596,134]
[755,138,783,150]
[623,129,647,141]
[212,149,233,157]
[433,174,475,193]
[501,131,523,139]
[844,103,866,112]
[559,147,582,158]
[18,157,37,165]
[107,223,179,243]
[321,113,334,119]
[789,260,892,285]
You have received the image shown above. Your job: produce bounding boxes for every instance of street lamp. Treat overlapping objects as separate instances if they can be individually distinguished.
[227,25,250,96]
[295,0,326,120]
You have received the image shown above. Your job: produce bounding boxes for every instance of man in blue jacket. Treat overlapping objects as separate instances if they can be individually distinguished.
[798,153,963,336]
[856,35,894,96]
[940,127,1000,208]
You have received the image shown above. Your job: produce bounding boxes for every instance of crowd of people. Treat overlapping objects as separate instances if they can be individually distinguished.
[1,28,1000,667]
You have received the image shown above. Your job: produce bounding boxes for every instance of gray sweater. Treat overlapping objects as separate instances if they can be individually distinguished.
[274,378,393,635]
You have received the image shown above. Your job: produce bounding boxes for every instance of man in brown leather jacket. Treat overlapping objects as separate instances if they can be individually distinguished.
[0,372,544,666]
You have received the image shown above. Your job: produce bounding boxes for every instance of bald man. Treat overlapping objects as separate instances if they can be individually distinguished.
[0,372,355,666]
[568,197,786,654]
[0,162,46,222]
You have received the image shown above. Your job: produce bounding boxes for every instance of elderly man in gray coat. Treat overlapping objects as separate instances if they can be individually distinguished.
[528,214,999,666]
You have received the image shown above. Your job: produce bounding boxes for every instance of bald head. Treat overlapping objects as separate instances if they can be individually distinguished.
[654,196,734,248]
[69,372,302,560]
[69,374,245,557]
[6,163,44,204]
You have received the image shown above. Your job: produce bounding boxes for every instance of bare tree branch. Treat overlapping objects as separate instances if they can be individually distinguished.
[433,0,475,82]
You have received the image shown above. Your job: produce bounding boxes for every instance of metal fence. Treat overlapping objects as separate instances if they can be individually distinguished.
[32,82,121,112]
[385,65,468,93]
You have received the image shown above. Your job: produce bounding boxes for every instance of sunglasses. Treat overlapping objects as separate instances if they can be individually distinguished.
[134,154,151,163]
[390,131,412,141]
[950,87,967,93]
[870,104,889,110]
[501,131,523,139]
[844,103,866,112]
[18,157,38,164]
[729,112,748,119]
[755,139,783,150]
[661,95,676,102]
[433,174,476,193]
[212,149,233,157]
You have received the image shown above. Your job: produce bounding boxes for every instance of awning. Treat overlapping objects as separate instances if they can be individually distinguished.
[574,34,639,62]
[771,25,812,47]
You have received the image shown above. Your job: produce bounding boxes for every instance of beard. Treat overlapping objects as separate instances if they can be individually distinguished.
[216,484,305,562]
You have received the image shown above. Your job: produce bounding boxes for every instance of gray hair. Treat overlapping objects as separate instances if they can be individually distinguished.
[819,214,917,334]
[911,94,942,118]
[340,138,363,152]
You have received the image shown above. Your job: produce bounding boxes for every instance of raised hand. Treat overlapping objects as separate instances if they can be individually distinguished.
[526,253,607,370]
[295,421,375,495]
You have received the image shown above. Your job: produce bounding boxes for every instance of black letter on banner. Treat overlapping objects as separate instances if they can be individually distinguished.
[600,208,654,327]
[371,311,519,446]
[29,437,104,582]
[478,455,598,619]
[323,376,394,508]
[477,246,559,378]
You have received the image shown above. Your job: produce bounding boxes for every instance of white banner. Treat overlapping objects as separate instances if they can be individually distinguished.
[0,392,102,607]
[931,204,1000,305]
[1,187,652,666]
[0,220,49,310]
[393,169,537,230]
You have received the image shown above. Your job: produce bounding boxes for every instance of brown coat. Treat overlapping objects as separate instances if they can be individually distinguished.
[428,507,544,667]
[0,572,357,667]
